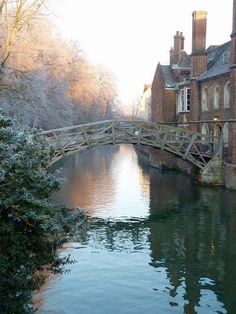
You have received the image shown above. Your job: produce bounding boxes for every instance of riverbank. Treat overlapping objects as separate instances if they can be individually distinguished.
[135,145,227,188]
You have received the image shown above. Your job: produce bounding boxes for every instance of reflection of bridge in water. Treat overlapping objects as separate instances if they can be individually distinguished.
[42,120,223,174]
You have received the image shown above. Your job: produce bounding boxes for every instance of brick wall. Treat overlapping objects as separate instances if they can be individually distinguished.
[191,55,207,78]
[151,65,163,121]
[151,64,176,123]
[189,80,200,131]
[163,89,176,122]
[199,76,231,122]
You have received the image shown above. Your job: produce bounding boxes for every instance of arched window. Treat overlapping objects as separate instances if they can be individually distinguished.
[224,81,230,108]
[213,123,222,153]
[214,86,220,109]
[201,123,209,135]
[214,123,222,138]
[222,123,229,148]
[202,86,208,111]
[201,123,209,141]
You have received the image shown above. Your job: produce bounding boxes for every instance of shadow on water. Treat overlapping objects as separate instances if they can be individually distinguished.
[38,145,236,314]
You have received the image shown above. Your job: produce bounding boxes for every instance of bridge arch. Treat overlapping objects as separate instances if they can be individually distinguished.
[41,120,223,172]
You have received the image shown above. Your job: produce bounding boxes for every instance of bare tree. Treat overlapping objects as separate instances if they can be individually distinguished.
[0,1,119,128]
[0,0,45,72]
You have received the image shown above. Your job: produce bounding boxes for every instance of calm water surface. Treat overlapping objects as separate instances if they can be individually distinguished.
[35,145,236,314]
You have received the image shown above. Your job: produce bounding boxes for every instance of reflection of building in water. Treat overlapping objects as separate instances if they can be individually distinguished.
[148,168,236,313]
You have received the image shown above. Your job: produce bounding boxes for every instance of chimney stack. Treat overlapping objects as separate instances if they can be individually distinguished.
[190,11,207,130]
[232,0,236,37]
[231,0,236,65]
[170,31,185,65]
[191,11,207,77]
[169,47,174,64]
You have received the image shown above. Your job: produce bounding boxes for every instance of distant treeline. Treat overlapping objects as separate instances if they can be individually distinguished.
[0,0,122,130]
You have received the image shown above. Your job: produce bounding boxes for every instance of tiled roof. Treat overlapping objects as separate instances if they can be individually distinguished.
[198,41,231,81]
[161,65,176,88]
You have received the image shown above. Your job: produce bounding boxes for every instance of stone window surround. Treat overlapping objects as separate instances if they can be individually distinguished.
[213,85,220,109]
[177,87,190,113]
[202,85,209,111]
[224,81,230,108]
[201,123,209,141]
[223,122,229,148]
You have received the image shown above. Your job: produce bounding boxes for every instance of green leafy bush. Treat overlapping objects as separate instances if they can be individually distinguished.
[0,113,71,313]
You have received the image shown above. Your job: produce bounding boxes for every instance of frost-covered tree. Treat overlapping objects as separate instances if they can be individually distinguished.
[69,60,118,122]
[0,4,78,129]
[0,1,119,129]
[0,0,45,72]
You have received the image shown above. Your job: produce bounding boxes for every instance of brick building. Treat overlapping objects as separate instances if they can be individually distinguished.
[150,1,236,189]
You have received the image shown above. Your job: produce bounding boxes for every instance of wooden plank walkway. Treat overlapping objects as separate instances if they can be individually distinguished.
[41,120,223,170]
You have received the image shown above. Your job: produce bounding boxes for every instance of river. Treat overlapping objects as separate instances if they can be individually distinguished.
[34,144,236,314]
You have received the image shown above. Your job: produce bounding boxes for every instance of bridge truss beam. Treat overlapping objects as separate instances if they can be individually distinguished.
[41,120,223,171]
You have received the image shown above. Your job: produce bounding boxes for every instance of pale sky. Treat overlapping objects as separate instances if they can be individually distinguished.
[53,0,232,104]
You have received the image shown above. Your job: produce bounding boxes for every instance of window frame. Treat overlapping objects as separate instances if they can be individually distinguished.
[178,87,190,113]
[222,122,229,148]
[201,86,209,111]
[201,123,209,141]
[222,51,230,64]
[213,85,220,109]
[224,81,230,108]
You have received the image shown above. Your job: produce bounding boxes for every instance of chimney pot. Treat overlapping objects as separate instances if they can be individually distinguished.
[172,31,184,65]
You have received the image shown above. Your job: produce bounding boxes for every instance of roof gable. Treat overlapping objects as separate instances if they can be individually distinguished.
[161,65,176,88]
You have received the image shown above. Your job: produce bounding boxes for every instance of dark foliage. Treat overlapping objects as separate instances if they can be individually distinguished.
[0,113,72,313]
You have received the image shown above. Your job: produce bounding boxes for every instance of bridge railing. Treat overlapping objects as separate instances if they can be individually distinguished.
[41,120,223,168]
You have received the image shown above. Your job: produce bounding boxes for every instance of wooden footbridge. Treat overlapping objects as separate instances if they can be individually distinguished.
[41,120,223,172]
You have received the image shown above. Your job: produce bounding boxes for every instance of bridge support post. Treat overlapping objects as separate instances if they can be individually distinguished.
[199,156,224,185]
